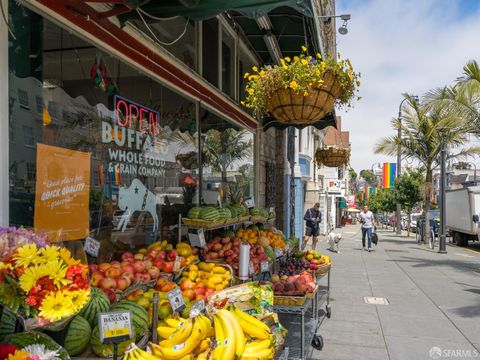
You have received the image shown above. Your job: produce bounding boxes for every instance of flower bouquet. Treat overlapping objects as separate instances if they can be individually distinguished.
[0,331,70,360]
[242,47,360,126]
[0,227,90,330]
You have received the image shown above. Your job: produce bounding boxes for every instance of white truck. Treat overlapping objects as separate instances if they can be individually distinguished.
[446,187,480,247]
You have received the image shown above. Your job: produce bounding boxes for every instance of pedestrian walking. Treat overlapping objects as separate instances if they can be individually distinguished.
[303,202,322,250]
[360,205,376,252]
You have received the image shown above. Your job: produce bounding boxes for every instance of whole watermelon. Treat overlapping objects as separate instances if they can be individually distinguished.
[78,287,110,328]
[0,307,17,340]
[199,207,220,221]
[250,207,261,216]
[91,326,132,358]
[4,332,70,360]
[187,207,202,219]
[227,206,238,218]
[63,316,91,356]
[109,301,148,340]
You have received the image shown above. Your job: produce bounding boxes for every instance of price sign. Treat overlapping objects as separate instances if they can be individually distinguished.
[249,261,255,275]
[275,248,283,258]
[173,256,182,272]
[99,311,132,344]
[84,236,100,257]
[261,261,270,273]
[188,229,206,248]
[244,198,255,209]
[168,288,186,313]
[189,299,205,318]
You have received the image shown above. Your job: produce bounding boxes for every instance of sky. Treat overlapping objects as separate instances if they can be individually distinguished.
[335,0,480,172]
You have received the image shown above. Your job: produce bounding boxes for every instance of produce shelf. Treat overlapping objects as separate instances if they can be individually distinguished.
[276,315,318,360]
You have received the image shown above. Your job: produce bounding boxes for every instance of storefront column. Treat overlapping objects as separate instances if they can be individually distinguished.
[0,0,8,226]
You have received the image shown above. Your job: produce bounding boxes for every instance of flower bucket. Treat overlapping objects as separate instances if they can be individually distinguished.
[266,71,342,126]
[315,147,350,167]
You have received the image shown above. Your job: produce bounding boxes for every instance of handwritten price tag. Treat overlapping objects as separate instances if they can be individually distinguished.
[173,256,182,272]
[84,236,100,257]
[189,299,205,318]
[275,248,283,258]
[99,311,132,344]
[188,229,206,249]
[261,261,270,273]
[168,288,186,313]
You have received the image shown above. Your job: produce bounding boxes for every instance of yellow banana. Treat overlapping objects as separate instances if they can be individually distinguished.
[151,318,205,360]
[217,311,237,360]
[241,348,273,360]
[157,326,176,339]
[193,338,210,355]
[159,320,193,347]
[195,349,210,360]
[212,315,224,360]
[244,338,272,353]
[196,315,210,335]
[232,311,269,340]
[233,307,270,333]
[221,309,246,357]
[165,318,183,328]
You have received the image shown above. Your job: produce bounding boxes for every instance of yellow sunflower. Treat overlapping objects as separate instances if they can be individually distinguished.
[59,248,80,266]
[0,262,12,270]
[42,259,71,289]
[13,244,41,267]
[8,350,29,360]
[19,265,46,292]
[39,291,73,322]
[40,245,60,262]
[68,289,91,313]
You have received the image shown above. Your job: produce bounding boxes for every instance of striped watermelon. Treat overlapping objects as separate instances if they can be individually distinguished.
[264,246,275,260]
[4,332,70,360]
[233,204,246,216]
[91,326,132,358]
[187,207,202,219]
[217,208,232,220]
[0,307,17,340]
[63,316,91,356]
[78,287,110,328]
[227,205,238,218]
[250,207,261,216]
[199,207,220,221]
[109,301,148,340]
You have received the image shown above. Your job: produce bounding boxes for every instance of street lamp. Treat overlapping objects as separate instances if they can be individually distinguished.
[396,95,419,235]
[371,162,381,187]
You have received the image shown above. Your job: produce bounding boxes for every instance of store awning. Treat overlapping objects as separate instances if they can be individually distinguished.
[347,207,360,212]
[338,197,348,209]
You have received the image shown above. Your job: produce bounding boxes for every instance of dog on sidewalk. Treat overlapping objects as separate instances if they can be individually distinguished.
[327,232,342,253]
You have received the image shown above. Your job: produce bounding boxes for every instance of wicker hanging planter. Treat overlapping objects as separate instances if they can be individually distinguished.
[266,71,342,126]
[315,147,350,167]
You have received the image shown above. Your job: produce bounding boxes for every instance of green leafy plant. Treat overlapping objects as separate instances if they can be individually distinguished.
[242,47,360,114]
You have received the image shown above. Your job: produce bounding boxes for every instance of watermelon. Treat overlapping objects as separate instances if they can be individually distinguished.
[224,229,235,238]
[91,326,131,358]
[217,208,232,220]
[109,301,148,340]
[264,246,275,260]
[187,207,202,219]
[78,287,110,328]
[4,332,70,360]
[199,207,220,221]
[0,307,17,341]
[250,207,261,216]
[235,204,247,216]
[63,316,91,356]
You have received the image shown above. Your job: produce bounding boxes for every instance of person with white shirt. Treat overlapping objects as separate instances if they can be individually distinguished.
[359,205,376,252]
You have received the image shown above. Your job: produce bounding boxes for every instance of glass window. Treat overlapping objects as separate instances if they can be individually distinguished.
[202,18,219,87]
[35,96,44,114]
[238,45,255,103]
[22,125,34,146]
[221,28,235,99]
[18,89,30,109]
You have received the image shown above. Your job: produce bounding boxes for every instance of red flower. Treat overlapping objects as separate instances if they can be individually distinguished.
[66,265,84,279]
[26,295,38,306]
[0,345,18,360]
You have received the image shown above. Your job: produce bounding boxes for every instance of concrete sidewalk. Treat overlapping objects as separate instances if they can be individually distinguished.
[309,225,480,360]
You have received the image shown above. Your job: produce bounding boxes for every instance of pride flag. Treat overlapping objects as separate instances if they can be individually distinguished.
[110,164,120,185]
[382,163,397,188]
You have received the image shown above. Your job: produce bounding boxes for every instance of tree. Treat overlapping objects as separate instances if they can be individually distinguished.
[375,94,480,241]
[359,169,375,186]
[453,161,472,170]
[395,173,422,236]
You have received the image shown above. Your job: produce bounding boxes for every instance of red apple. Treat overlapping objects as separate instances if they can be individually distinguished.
[212,243,222,252]
[153,258,164,268]
[147,249,158,258]
[90,271,104,287]
[121,252,134,261]
[161,261,174,273]
[166,250,177,261]
[116,276,131,291]
[110,260,121,268]
[148,266,160,279]
[133,261,147,273]
[182,289,196,301]
[180,278,194,291]
[105,267,122,279]
[144,260,153,270]
[121,271,135,283]
[88,264,98,274]
[102,288,116,303]
[126,289,144,301]
[157,251,166,260]
[121,264,135,274]
[194,286,206,296]
[205,288,214,298]
[98,263,111,272]
[210,252,219,260]
[100,277,116,290]
[221,237,230,245]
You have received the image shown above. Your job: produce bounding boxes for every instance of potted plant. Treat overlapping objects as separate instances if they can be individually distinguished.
[242,47,360,126]
[315,146,351,167]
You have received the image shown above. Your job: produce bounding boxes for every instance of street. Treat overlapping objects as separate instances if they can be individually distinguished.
[310,225,480,360]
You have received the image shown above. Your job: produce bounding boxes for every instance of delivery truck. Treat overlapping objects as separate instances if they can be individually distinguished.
[446,187,480,247]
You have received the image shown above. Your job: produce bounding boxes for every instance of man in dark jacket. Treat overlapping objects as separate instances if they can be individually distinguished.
[303,202,322,250]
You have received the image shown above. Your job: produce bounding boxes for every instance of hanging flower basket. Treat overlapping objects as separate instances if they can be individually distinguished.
[315,147,350,167]
[242,47,360,126]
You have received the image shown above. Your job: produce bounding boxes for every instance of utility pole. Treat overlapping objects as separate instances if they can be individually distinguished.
[439,142,447,253]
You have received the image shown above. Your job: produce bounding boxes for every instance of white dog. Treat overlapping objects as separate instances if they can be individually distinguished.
[327,232,342,253]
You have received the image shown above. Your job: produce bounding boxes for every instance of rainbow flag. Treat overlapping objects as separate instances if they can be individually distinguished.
[382,163,397,188]
[370,187,377,195]
[431,194,439,205]
[110,164,120,185]
[365,188,370,199]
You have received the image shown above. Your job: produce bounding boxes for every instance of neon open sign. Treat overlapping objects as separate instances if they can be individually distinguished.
[114,95,159,136]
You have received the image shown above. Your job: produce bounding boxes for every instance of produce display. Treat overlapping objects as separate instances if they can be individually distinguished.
[270,271,316,296]
[1,331,71,360]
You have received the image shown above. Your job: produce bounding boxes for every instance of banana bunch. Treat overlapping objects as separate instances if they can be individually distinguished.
[123,343,159,360]
[211,307,274,360]
[149,314,212,360]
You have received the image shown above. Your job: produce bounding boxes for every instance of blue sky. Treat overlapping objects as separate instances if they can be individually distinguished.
[335,0,480,171]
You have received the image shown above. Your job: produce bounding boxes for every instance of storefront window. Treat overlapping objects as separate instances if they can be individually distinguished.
[238,45,256,103]
[222,28,236,99]
[8,11,201,255]
[200,108,254,206]
[202,18,219,87]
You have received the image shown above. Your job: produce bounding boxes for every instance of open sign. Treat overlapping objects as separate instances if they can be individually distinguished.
[114,95,159,136]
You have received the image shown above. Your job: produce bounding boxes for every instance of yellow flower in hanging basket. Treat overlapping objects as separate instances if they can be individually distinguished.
[242,48,360,126]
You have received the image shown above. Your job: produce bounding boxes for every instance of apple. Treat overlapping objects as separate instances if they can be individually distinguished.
[221,237,230,245]
[100,277,116,290]
[126,289,144,301]
[212,243,222,252]
[90,271,104,287]
[134,253,145,261]
[194,286,206,296]
[147,249,158,258]
[157,251,166,260]
[121,271,135,283]
[102,288,116,303]
[144,260,153,270]
[105,267,122,279]
[204,288,214,298]
[166,250,177,262]
[98,263,111,272]
[161,261,174,273]
[182,289,196,301]
[192,248,199,255]
[210,252,219,260]
[121,264,135,274]
[88,264,98,274]
[135,272,151,283]
[180,278,194,291]
[153,258,164,268]
[121,252,134,261]
[133,261,147,273]
[110,260,121,268]
[116,276,131,291]
[148,267,160,279]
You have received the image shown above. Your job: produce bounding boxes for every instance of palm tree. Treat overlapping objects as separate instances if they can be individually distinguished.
[374,93,480,241]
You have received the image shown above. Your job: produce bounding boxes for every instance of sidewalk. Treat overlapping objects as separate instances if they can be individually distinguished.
[309,225,480,360]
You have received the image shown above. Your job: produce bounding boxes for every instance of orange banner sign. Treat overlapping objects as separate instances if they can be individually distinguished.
[34,144,91,241]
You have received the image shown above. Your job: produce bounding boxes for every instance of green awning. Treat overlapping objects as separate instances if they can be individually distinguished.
[338,197,348,209]
[127,0,313,20]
